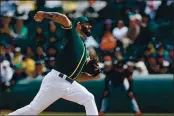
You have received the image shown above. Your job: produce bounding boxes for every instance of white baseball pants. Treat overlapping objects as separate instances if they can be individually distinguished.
[8,69,98,115]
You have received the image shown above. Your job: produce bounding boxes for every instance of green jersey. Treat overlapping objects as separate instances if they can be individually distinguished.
[54,25,87,80]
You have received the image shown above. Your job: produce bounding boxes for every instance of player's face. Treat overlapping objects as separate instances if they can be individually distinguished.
[81,23,92,31]
[80,23,92,37]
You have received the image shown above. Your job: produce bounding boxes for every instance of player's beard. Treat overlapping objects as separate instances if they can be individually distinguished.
[81,25,91,37]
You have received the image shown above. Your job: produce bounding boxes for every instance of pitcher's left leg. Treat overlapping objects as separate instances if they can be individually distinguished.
[62,81,98,115]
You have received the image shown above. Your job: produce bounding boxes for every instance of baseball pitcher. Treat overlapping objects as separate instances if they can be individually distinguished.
[8,11,101,115]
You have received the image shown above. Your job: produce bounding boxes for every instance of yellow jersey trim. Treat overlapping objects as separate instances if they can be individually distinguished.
[74,58,87,80]
[68,44,86,78]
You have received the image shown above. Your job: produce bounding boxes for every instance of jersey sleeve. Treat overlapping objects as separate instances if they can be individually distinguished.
[61,24,79,42]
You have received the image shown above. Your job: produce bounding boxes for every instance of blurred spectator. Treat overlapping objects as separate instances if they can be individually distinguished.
[46,21,63,42]
[112,20,128,41]
[141,13,158,34]
[49,36,57,44]
[0,55,4,83]
[156,44,169,60]
[15,1,35,11]
[15,1,35,20]
[10,64,26,86]
[103,19,113,32]
[34,27,47,47]
[141,13,150,28]
[0,60,14,86]
[100,19,116,55]
[12,47,23,67]
[133,13,142,27]
[45,57,56,73]
[100,31,116,53]
[121,7,135,27]
[144,47,153,59]
[98,55,112,69]
[127,15,140,42]
[144,1,161,19]
[10,18,28,40]
[132,14,153,46]
[168,46,174,64]
[34,60,46,77]
[46,46,58,58]
[103,59,112,72]
[168,47,174,73]
[0,1,16,17]
[45,21,64,53]
[146,55,160,74]
[83,0,99,19]
[0,42,11,62]
[103,55,112,62]
[136,55,145,62]
[147,43,156,55]
[133,61,149,76]
[151,64,160,74]
[35,46,46,62]
[112,20,131,49]
[25,46,35,60]
[5,43,15,63]
[156,55,170,74]
[22,56,35,78]
[47,21,63,46]
[113,47,123,61]
[67,0,106,19]
[45,1,62,9]
[0,16,13,39]
[159,61,170,74]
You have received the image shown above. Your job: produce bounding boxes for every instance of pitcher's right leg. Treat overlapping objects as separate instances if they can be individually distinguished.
[8,73,62,115]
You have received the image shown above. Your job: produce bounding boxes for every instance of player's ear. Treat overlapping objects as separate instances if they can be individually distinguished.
[76,23,82,30]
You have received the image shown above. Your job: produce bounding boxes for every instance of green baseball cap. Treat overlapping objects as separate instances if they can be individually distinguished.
[73,16,94,27]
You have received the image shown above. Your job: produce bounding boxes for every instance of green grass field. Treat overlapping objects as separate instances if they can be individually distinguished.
[0,110,174,116]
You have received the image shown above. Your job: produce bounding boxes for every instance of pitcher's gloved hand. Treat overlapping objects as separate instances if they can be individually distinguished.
[83,59,101,77]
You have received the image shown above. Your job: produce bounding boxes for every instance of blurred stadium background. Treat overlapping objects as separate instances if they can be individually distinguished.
[0,0,174,115]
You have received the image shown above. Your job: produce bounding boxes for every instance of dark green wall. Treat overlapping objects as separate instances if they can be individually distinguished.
[0,75,174,113]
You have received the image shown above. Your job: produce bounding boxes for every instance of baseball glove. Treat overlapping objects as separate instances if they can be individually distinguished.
[83,59,101,76]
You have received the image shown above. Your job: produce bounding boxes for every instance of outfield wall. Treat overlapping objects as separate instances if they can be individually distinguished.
[0,74,174,113]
